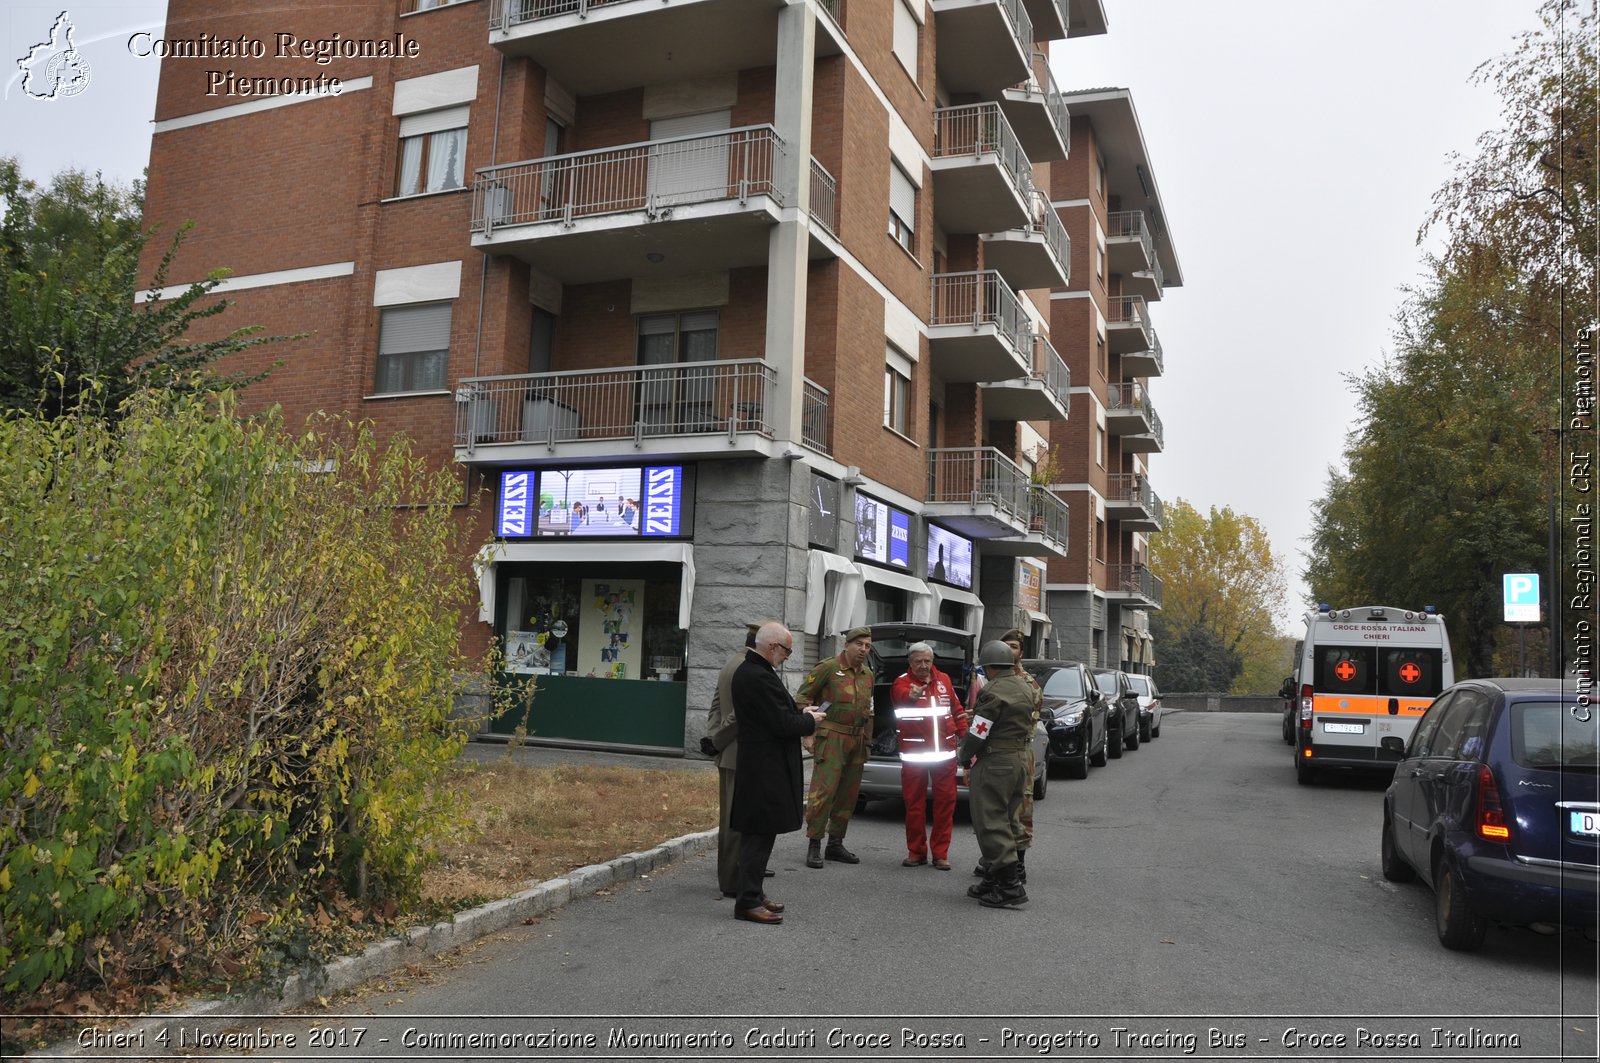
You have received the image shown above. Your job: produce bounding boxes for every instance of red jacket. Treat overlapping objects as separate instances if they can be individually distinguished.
[890,667,966,763]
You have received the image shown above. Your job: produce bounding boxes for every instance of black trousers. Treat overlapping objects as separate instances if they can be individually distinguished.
[734,831,776,911]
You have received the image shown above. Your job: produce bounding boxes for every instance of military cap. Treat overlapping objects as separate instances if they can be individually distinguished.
[843,625,872,643]
[999,627,1026,643]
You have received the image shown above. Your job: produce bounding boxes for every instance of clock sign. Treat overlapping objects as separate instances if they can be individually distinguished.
[809,474,839,548]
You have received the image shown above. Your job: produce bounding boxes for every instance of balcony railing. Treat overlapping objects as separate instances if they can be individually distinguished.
[1108,563,1163,607]
[802,378,831,455]
[492,0,637,30]
[1028,331,1071,406]
[809,157,839,239]
[933,103,1033,197]
[455,359,780,447]
[1107,293,1148,330]
[1013,46,1070,137]
[928,446,1031,524]
[1107,473,1164,526]
[1109,382,1164,449]
[1023,187,1070,272]
[471,126,785,233]
[1028,485,1070,548]
[1107,210,1154,263]
[930,270,1032,354]
[1127,328,1165,376]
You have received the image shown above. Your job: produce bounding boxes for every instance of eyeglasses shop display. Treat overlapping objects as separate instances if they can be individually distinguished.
[495,464,693,539]
[855,493,911,569]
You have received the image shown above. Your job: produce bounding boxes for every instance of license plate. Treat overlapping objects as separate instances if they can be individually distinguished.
[1323,721,1365,735]
[1571,811,1600,838]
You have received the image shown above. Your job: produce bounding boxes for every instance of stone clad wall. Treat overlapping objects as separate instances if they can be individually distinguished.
[1162,694,1283,714]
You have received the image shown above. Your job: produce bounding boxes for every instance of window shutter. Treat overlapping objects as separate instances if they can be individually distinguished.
[399,104,469,139]
[380,303,452,354]
[892,0,918,76]
[889,164,915,229]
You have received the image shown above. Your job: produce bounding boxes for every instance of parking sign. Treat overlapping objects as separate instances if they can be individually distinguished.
[1503,573,1541,623]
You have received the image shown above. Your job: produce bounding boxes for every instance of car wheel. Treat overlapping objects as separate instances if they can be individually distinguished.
[1282,712,1293,744]
[1124,720,1140,750]
[1294,753,1316,785]
[1150,717,1161,739]
[1106,722,1123,759]
[1381,810,1416,883]
[1138,717,1152,743]
[1434,857,1487,951]
[1067,750,1089,780]
[1089,733,1108,768]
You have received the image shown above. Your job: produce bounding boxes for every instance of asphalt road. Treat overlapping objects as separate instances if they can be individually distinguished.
[107,713,1600,1061]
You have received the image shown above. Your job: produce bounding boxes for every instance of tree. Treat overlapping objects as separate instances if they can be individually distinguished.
[0,158,292,419]
[1149,499,1289,693]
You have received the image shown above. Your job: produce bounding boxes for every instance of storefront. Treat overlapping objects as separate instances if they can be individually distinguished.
[476,463,695,751]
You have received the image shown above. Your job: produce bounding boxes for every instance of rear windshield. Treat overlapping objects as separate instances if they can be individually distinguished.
[1311,646,1444,698]
[1510,701,1600,771]
[1038,669,1085,699]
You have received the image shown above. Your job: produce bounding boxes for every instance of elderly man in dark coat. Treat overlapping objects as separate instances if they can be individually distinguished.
[729,621,821,925]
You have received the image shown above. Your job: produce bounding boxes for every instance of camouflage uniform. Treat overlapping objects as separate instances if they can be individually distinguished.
[964,672,1037,875]
[796,654,874,843]
[1016,668,1042,851]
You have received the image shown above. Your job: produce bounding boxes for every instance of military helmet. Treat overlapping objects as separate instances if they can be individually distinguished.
[978,640,1014,668]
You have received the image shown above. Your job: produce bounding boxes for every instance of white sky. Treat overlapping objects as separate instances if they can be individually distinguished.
[1,1,1546,632]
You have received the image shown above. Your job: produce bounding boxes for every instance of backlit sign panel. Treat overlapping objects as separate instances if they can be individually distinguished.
[925,524,974,590]
[855,493,911,569]
[495,465,692,539]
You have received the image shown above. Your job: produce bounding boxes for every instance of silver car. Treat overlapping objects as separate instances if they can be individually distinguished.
[854,622,1048,808]
[1124,672,1163,741]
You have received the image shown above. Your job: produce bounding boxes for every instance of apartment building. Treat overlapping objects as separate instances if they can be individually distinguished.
[139,0,1178,753]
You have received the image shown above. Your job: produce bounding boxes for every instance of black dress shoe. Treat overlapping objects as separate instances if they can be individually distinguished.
[735,906,783,925]
[760,897,785,914]
[824,841,859,864]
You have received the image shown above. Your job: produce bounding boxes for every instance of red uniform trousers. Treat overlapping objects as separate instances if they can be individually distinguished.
[900,757,958,861]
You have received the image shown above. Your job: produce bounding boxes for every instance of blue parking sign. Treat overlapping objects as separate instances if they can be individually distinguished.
[1503,573,1540,623]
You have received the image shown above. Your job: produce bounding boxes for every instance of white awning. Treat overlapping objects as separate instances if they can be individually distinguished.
[476,541,696,628]
[929,584,985,639]
[1024,608,1053,640]
[805,550,862,636]
[852,563,934,626]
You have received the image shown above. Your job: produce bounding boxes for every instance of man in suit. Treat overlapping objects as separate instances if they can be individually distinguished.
[702,621,776,897]
[729,622,822,924]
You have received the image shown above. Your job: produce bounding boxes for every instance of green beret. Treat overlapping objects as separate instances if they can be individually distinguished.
[843,626,872,643]
[999,628,1026,643]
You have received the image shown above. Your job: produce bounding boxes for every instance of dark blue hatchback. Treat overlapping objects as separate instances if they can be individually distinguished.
[1380,678,1599,951]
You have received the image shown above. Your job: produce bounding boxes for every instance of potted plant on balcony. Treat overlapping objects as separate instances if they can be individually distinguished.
[1026,445,1063,532]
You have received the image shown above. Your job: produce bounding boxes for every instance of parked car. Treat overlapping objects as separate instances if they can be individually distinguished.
[856,623,1047,806]
[1380,678,1599,951]
[1020,660,1107,779]
[1125,672,1163,740]
[1090,667,1141,757]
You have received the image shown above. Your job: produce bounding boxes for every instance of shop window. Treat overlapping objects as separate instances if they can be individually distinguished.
[375,302,451,394]
[395,105,468,197]
[864,582,906,626]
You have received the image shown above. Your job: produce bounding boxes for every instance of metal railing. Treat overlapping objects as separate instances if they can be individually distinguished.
[1107,293,1148,329]
[1133,328,1166,375]
[929,271,1032,357]
[928,446,1030,524]
[454,359,779,446]
[1028,485,1070,550]
[493,0,638,30]
[1107,473,1164,526]
[1021,187,1071,277]
[809,157,839,239]
[802,378,831,455]
[1014,47,1071,147]
[1109,383,1164,448]
[1108,563,1163,607]
[1025,332,1071,409]
[472,126,786,233]
[932,103,1033,199]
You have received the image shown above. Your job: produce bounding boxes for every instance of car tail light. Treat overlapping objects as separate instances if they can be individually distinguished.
[1299,684,1314,731]
[1476,764,1511,841]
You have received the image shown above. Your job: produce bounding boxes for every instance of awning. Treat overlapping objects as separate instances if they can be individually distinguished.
[476,541,696,629]
[929,585,984,639]
[805,550,862,636]
[1024,608,1053,641]
[1140,631,1155,665]
[852,563,934,627]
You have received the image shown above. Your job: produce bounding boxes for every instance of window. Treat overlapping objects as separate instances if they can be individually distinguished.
[888,162,917,253]
[375,302,451,394]
[637,310,719,431]
[1095,236,1106,284]
[396,105,468,197]
[1095,152,1107,200]
[884,346,912,434]
[892,0,919,79]
[1094,421,1105,468]
[1094,517,1105,562]
[1096,331,1107,378]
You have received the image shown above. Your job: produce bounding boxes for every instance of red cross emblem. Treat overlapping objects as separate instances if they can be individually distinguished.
[1334,660,1357,682]
[1399,663,1421,684]
[971,715,993,739]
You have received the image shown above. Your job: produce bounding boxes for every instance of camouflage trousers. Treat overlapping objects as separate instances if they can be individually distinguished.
[805,727,868,840]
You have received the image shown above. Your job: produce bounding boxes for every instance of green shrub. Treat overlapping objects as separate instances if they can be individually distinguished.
[0,389,475,995]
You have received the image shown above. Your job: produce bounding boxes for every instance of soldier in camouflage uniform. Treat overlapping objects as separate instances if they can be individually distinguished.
[1001,627,1042,881]
[796,626,874,868]
[960,640,1035,908]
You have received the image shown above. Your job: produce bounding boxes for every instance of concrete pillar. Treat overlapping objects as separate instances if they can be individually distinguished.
[763,0,815,444]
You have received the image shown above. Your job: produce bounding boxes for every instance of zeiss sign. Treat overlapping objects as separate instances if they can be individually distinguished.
[495,465,692,539]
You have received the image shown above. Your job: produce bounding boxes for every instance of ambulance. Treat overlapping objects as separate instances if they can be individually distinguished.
[1293,604,1454,785]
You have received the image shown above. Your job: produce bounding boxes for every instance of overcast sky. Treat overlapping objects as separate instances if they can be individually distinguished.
[2,1,1546,632]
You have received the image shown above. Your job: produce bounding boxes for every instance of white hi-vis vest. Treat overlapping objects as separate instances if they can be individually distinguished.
[894,673,960,764]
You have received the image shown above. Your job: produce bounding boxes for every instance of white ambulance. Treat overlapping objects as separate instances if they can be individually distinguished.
[1292,604,1454,785]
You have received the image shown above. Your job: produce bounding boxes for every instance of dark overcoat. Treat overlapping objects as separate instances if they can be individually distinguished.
[729,649,816,834]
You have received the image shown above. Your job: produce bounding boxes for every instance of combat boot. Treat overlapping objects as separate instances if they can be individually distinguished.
[966,866,997,899]
[805,837,823,869]
[972,859,990,877]
[824,839,859,864]
[978,861,1028,908]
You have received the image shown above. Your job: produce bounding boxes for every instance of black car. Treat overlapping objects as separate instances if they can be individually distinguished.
[1090,667,1141,757]
[1381,678,1599,951]
[1022,659,1108,779]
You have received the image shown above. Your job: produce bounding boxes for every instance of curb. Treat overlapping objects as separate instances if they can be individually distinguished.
[37,829,717,1057]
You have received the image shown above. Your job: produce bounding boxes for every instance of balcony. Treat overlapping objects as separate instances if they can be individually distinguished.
[928,271,1033,383]
[924,447,1069,557]
[453,359,832,463]
[1122,327,1164,378]
[930,104,1033,234]
[1021,0,1070,40]
[981,331,1070,422]
[982,187,1070,291]
[471,126,786,283]
[1105,562,1162,608]
[1000,48,1070,161]
[1106,293,1152,354]
[1105,472,1163,532]
[931,0,1033,97]
[1106,210,1164,299]
[487,0,842,97]
[809,157,839,242]
[1106,382,1164,453]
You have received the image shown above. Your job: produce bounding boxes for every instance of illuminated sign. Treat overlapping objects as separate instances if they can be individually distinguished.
[1017,560,1043,613]
[925,524,974,590]
[1503,573,1540,623]
[855,493,911,569]
[495,465,692,539]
